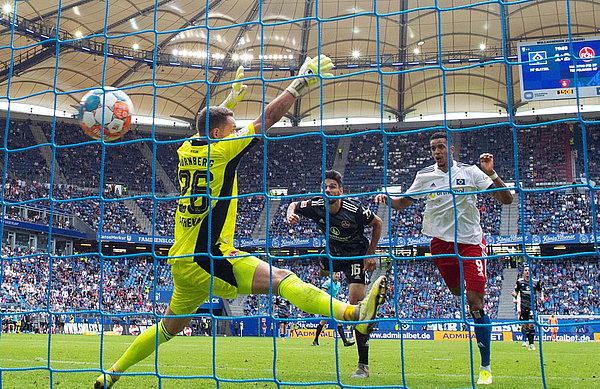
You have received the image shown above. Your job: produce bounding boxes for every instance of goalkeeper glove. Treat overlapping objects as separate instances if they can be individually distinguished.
[220,65,248,110]
[286,54,334,98]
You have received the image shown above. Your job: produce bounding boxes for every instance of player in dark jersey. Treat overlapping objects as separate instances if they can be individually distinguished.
[286,170,383,379]
[273,296,291,340]
[95,56,388,388]
[512,266,544,350]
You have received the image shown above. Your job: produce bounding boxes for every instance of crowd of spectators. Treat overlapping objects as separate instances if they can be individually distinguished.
[519,191,593,235]
[345,131,431,193]
[135,197,177,236]
[527,258,600,316]
[460,123,573,188]
[4,116,600,334]
[578,122,600,182]
[262,135,337,194]
[269,199,322,239]
[53,186,145,235]
[40,121,165,192]
[1,247,171,314]
[3,180,75,230]
[1,119,50,183]
[515,124,571,187]
[153,132,184,189]
[390,202,426,237]
[6,117,600,242]
[2,180,145,234]
[235,196,265,238]
[458,126,514,183]
[478,195,502,235]
[5,204,74,230]
[133,195,265,238]
[1,246,599,323]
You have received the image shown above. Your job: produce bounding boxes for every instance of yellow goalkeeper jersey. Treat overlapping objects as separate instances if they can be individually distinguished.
[168,123,257,263]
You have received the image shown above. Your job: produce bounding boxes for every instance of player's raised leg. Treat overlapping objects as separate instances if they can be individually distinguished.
[248,259,387,327]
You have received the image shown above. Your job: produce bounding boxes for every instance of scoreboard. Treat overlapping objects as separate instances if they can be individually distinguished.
[518,36,600,101]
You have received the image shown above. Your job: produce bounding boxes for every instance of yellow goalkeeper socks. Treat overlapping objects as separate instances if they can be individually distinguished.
[278,274,351,321]
[114,320,175,373]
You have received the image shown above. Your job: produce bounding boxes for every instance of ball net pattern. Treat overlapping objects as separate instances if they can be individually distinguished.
[0,0,598,388]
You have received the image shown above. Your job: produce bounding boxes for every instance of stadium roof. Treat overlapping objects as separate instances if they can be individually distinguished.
[0,0,599,126]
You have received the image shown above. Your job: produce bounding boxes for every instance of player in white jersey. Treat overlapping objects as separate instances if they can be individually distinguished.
[375,131,513,385]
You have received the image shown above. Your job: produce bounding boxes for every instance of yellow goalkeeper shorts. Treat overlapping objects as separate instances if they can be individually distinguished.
[168,250,261,315]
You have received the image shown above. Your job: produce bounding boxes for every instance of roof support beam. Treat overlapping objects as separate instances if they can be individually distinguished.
[291,0,315,126]
[501,2,517,116]
[113,0,224,87]
[0,45,56,84]
[397,0,409,121]
[197,0,262,114]
[96,0,175,35]
[0,0,96,35]
[31,0,96,23]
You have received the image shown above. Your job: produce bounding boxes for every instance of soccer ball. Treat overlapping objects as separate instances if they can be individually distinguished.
[78,87,134,141]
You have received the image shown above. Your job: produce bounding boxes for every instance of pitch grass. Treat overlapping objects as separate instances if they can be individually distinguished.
[0,334,598,388]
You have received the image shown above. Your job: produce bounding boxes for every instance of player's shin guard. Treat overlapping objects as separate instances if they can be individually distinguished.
[278,274,349,320]
[472,310,491,367]
[355,329,370,365]
[115,320,176,373]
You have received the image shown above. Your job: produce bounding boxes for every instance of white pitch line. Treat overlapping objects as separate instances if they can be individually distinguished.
[0,358,595,382]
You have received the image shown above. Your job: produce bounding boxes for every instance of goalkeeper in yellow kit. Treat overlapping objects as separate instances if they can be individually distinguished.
[95,56,388,388]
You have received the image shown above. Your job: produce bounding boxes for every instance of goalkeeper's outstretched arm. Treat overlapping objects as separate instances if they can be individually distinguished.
[220,65,247,110]
[253,55,333,134]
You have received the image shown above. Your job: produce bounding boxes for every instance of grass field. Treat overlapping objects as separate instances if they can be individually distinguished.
[0,334,598,388]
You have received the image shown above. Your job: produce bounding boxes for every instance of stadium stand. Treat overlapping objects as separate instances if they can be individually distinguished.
[3,119,49,183]
[0,248,171,314]
[40,121,164,192]
[135,197,176,236]
[529,258,600,316]
[345,131,431,193]
[7,117,600,239]
[518,191,593,235]
[2,116,600,325]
